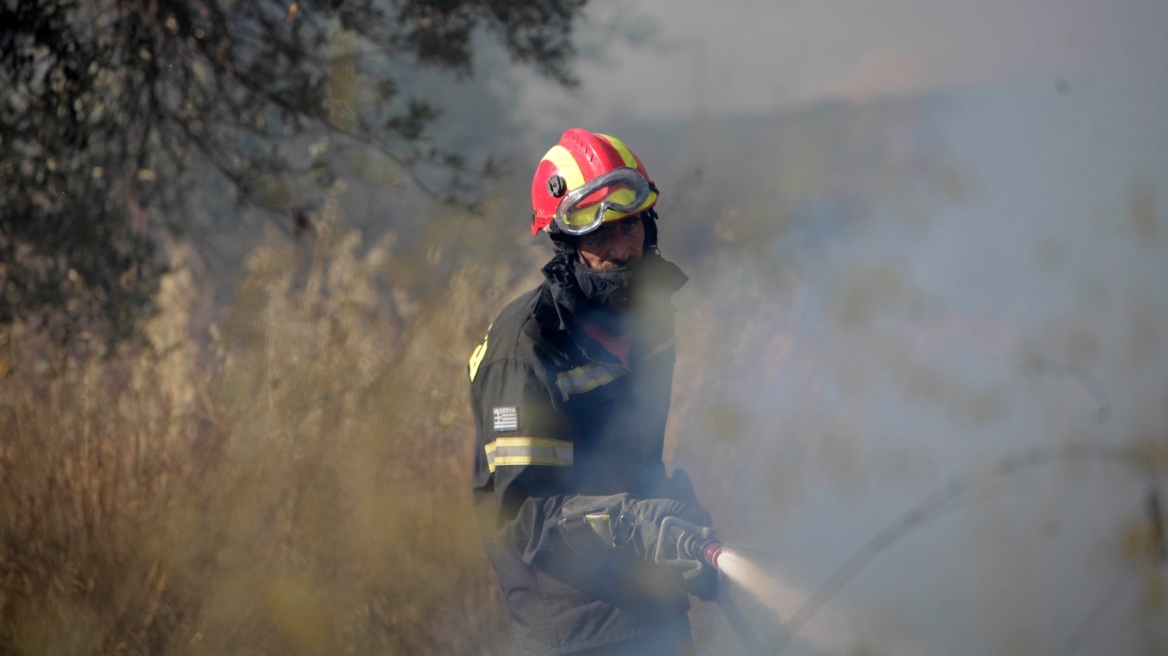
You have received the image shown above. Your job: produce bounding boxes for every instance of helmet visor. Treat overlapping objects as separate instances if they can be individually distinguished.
[554,167,652,236]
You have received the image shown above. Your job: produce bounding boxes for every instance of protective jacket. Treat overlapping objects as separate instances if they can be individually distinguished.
[469,253,697,655]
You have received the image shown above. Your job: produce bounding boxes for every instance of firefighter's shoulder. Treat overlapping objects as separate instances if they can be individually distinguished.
[468,286,548,382]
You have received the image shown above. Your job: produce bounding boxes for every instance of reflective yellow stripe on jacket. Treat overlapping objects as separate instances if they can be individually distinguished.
[555,362,627,401]
[485,437,573,473]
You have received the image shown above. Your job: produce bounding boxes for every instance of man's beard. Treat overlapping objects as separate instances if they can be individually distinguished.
[578,251,641,271]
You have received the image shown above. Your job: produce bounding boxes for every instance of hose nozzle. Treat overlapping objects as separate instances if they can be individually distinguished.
[655,516,722,570]
[703,542,724,569]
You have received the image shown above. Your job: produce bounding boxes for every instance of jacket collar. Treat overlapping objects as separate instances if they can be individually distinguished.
[533,251,686,364]
[533,282,567,331]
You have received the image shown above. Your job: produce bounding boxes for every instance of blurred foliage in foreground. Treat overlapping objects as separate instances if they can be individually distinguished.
[0,188,542,654]
[0,0,585,343]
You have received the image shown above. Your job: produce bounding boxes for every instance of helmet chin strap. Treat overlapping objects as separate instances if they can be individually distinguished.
[641,208,660,255]
[551,233,576,258]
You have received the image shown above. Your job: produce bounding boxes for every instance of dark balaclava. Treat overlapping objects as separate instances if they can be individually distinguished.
[542,211,686,333]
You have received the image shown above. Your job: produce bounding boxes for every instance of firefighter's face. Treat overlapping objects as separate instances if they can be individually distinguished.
[576,218,644,270]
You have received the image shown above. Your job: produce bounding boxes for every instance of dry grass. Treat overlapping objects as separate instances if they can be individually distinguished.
[0,193,533,655]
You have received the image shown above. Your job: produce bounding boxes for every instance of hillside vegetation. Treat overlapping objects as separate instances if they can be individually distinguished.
[0,191,539,655]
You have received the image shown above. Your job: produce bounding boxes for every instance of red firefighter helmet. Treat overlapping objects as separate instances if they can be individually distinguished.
[531,128,659,236]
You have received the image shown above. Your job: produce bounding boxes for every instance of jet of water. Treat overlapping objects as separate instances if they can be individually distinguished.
[718,548,851,653]
[717,547,936,655]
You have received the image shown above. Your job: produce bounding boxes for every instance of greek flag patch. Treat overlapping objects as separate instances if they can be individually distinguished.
[493,406,518,432]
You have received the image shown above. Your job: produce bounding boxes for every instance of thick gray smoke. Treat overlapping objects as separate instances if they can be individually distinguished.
[480,2,1168,654]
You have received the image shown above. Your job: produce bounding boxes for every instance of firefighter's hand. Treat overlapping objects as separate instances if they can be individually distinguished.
[676,560,719,601]
[627,497,713,560]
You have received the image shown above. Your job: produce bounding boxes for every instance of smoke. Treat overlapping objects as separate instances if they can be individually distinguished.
[719,548,937,655]
[641,50,1168,656]
[234,4,1168,653]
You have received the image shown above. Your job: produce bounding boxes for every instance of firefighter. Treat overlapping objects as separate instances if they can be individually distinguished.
[469,129,717,655]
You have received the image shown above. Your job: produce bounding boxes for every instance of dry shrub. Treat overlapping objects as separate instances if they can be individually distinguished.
[0,194,533,654]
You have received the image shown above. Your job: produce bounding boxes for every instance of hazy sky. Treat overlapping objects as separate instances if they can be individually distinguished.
[512,0,1168,129]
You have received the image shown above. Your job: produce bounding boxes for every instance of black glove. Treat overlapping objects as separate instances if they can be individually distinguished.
[665,467,703,507]
[677,556,719,601]
[626,496,713,560]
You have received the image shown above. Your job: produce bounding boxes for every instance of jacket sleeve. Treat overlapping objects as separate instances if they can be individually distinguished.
[471,357,611,566]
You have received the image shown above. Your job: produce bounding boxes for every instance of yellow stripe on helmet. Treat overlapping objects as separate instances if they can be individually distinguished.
[596,134,639,169]
[541,145,586,191]
[596,134,655,222]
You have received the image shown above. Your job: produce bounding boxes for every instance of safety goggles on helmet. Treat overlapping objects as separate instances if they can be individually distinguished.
[554,167,652,236]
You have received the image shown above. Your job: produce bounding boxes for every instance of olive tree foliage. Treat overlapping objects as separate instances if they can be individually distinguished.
[0,0,585,342]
